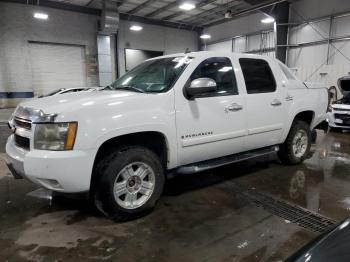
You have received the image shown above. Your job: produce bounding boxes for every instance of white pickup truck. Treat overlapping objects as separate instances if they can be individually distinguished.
[6,51,329,221]
[327,76,350,131]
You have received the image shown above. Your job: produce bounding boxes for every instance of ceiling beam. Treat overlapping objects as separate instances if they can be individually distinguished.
[183,0,242,24]
[119,13,203,31]
[116,0,125,7]
[1,0,101,14]
[127,0,157,14]
[144,1,177,18]
[1,0,202,31]
[201,0,287,27]
[85,0,95,7]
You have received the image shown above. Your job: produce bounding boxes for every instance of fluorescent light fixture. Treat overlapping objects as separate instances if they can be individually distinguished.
[130,25,143,31]
[179,2,196,10]
[34,12,48,20]
[200,34,211,39]
[261,16,275,24]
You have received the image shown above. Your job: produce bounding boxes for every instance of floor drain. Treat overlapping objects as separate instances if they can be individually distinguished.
[224,181,339,234]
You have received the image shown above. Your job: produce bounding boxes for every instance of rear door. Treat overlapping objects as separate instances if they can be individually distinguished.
[238,57,287,150]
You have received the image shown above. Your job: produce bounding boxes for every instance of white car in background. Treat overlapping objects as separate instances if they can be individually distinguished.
[328,76,350,131]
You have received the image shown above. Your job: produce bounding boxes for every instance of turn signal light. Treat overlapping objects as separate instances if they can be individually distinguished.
[65,122,78,150]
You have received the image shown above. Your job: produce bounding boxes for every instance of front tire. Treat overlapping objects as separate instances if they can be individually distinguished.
[94,146,165,222]
[278,120,311,165]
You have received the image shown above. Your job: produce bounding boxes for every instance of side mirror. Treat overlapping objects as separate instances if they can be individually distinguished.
[186,78,217,98]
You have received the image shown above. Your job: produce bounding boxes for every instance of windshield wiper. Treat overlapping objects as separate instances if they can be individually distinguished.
[115,85,146,93]
[103,85,113,90]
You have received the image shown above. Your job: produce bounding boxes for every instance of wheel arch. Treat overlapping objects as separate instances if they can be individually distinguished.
[282,110,315,142]
[293,110,315,126]
[90,131,169,191]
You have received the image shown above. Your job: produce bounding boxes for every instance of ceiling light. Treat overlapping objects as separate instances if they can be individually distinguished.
[261,16,275,24]
[179,2,196,11]
[224,10,232,19]
[34,12,48,20]
[130,25,143,31]
[200,34,211,39]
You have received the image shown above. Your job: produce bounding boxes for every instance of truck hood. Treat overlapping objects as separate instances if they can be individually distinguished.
[338,76,350,95]
[333,93,350,107]
[18,90,142,115]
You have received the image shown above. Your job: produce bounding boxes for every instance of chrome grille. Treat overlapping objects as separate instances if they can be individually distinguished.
[334,114,350,121]
[14,117,32,130]
[14,134,30,150]
[334,113,350,126]
[11,116,32,150]
[333,108,350,112]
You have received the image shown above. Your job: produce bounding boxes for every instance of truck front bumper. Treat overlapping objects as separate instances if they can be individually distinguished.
[327,112,350,129]
[6,135,95,193]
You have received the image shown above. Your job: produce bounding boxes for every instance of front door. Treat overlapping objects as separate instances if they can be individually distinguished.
[175,56,247,166]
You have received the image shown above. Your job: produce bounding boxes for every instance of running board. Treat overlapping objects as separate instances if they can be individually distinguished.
[176,146,279,174]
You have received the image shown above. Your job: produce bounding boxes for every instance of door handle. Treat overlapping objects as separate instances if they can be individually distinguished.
[285,95,293,101]
[271,99,282,106]
[225,103,243,112]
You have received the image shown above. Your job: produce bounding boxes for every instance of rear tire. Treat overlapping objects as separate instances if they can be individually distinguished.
[278,120,311,165]
[311,130,317,144]
[93,146,165,222]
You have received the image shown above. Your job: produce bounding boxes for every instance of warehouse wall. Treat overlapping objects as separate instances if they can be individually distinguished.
[201,0,350,91]
[287,0,350,91]
[0,2,99,108]
[203,12,272,43]
[201,12,275,57]
[117,20,199,75]
[289,0,350,22]
[0,2,198,108]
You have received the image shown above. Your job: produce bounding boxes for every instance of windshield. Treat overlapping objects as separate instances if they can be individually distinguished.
[110,56,192,93]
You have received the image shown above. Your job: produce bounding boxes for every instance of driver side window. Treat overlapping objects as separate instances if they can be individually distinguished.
[190,57,238,96]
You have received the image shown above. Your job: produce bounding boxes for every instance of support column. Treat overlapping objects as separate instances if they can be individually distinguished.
[97,35,113,86]
[97,0,119,86]
[272,2,289,63]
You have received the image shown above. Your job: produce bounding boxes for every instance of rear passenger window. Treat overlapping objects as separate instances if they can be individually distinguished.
[190,57,238,96]
[239,58,276,94]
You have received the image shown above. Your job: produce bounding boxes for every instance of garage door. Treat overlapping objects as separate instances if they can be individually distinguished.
[29,42,87,96]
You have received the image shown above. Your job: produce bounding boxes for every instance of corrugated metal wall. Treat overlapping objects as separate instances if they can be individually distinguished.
[202,0,350,91]
[287,14,350,88]
[201,0,350,91]
[204,30,275,57]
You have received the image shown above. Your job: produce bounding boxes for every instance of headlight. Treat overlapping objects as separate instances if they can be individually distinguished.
[34,122,78,151]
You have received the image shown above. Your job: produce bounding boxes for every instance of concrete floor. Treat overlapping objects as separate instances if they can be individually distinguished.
[0,127,349,261]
